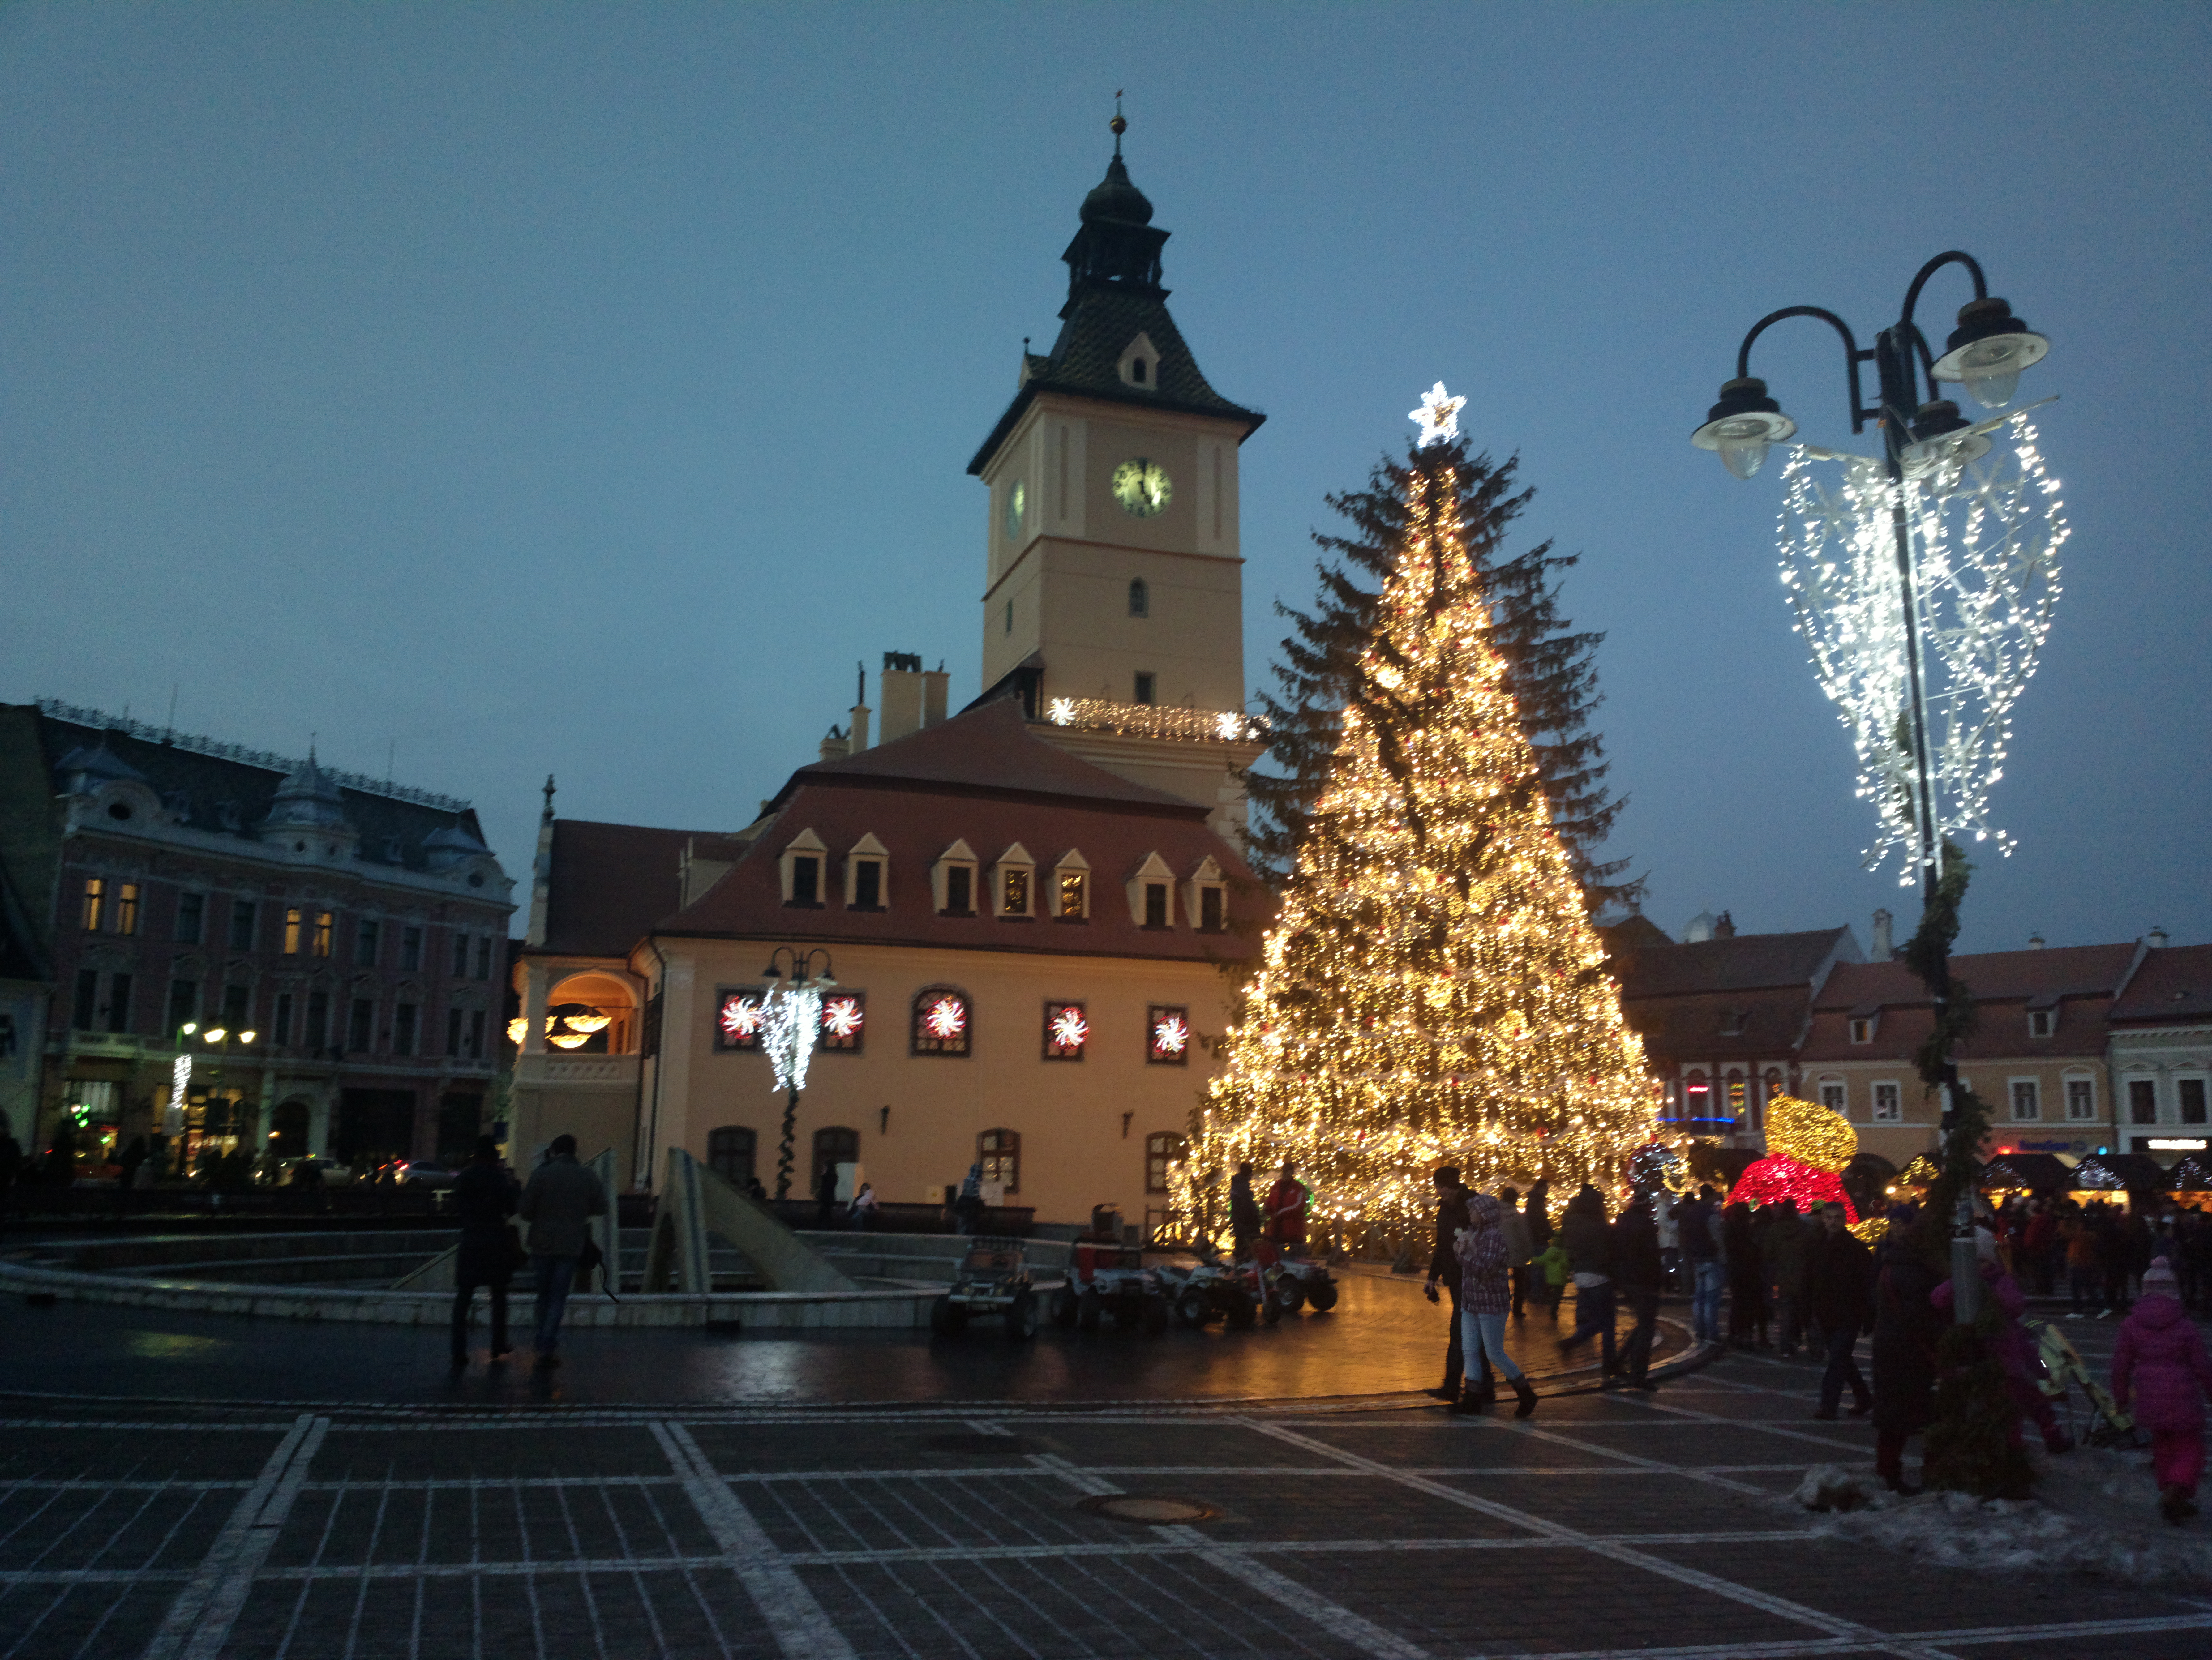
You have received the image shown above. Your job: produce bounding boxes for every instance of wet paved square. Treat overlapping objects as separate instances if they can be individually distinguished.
[5,1304,2212,1657]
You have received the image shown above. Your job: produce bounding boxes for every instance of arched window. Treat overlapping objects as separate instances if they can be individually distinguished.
[708,1126,756,1186]
[1128,578,1148,618]
[1145,1132,1186,1195]
[979,1128,1019,1195]
[812,1126,859,1195]
[1683,1069,1712,1122]
[1725,1070,1747,1116]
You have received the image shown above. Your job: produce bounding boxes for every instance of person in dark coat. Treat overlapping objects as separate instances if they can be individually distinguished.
[1556,1185,1617,1377]
[0,1127,24,1222]
[1868,1232,1943,1491]
[1679,1185,1723,1343]
[1723,1202,1767,1348]
[114,1135,148,1214]
[450,1135,518,1367]
[1804,1201,1874,1418]
[517,1133,608,1368]
[1228,1163,1261,1261]
[1521,1178,1554,1314]
[1611,1195,1664,1391]
[815,1161,840,1228]
[1423,1166,1476,1401]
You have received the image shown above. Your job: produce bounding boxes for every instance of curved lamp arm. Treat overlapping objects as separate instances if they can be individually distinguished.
[1899,250,1987,335]
[1736,306,1873,432]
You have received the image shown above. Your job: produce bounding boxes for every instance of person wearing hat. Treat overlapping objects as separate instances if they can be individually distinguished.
[2113,1257,2212,1524]
[517,1133,607,1368]
[1933,1224,2071,1454]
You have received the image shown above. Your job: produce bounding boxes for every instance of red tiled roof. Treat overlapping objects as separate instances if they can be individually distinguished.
[2109,942,2212,1025]
[1619,987,1812,1065]
[1811,944,2139,1010]
[661,702,1262,962]
[1609,927,1859,999]
[534,820,746,959]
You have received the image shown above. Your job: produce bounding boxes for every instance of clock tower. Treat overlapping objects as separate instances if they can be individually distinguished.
[968,119,1266,835]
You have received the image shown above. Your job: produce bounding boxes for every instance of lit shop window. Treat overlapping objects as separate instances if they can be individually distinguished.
[1147,1005,1191,1066]
[912,988,971,1057]
[820,993,866,1053]
[1044,1001,1087,1061]
[715,987,767,1052]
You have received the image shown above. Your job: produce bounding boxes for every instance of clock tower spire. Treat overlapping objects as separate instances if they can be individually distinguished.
[967,112,1265,837]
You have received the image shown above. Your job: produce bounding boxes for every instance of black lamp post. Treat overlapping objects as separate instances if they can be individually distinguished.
[760,946,836,1199]
[1693,252,2051,1320]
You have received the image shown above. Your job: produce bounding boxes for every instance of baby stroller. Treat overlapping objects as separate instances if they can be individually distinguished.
[2027,1316,2139,1449]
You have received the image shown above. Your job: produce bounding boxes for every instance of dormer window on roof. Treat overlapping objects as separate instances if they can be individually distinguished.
[1128,852,1177,929]
[1117,331,1161,390]
[932,840,979,917]
[1849,1011,1878,1044]
[1184,857,1226,934]
[993,843,1036,919]
[1052,849,1091,921]
[779,828,827,907]
[845,833,889,910]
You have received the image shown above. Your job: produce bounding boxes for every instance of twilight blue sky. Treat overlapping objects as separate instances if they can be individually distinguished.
[5,3,2206,954]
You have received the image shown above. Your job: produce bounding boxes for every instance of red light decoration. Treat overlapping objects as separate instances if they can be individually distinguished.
[716,991,765,1051]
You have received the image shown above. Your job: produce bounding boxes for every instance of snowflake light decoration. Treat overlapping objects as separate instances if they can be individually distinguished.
[1408,381,1466,448]
[1050,1006,1089,1052]
[1152,1012,1190,1056]
[1775,412,2065,882]
[821,996,864,1041]
[760,985,822,1093]
[924,995,967,1041]
[719,994,764,1042]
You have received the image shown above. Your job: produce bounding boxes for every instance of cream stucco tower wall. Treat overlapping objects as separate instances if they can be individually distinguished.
[967,136,1266,842]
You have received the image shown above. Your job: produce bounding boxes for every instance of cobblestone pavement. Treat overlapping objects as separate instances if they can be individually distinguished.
[7,1343,2212,1660]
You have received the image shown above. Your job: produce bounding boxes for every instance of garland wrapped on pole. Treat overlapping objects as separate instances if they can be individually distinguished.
[1177,388,1656,1247]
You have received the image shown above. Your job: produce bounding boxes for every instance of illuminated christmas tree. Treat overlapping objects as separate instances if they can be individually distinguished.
[1178,387,1656,1243]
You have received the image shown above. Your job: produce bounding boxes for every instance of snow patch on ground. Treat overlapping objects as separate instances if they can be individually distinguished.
[1789,1449,2212,1588]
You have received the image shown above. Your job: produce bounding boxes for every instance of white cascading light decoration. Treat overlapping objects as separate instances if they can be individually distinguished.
[1775,413,2065,883]
[761,984,823,1093]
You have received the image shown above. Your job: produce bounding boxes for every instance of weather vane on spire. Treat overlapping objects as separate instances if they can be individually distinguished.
[1408,381,1467,447]
[1111,91,1125,154]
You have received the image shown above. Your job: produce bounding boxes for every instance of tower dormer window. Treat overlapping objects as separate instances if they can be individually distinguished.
[1053,849,1091,921]
[993,843,1036,919]
[1116,331,1161,390]
[1128,852,1177,929]
[932,840,979,916]
[1128,578,1148,618]
[1184,857,1227,933]
[844,832,889,910]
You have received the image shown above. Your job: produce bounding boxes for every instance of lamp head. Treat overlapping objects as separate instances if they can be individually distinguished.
[1691,377,1797,479]
[204,1027,226,1044]
[180,1021,198,1037]
[1900,399,1992,483]
[238,1029,257,1046]
[1931,297,2048,409]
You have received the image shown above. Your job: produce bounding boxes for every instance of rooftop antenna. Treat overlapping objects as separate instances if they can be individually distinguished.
[1111,90,1125,155]
[856,660,866,704]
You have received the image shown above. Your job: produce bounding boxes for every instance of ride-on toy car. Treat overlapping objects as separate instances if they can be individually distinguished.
[1159,1250,1260,1328]
[1258,1243,1339,1315]
[1055,1237,1170,1334]
[931,1239,1041,1339]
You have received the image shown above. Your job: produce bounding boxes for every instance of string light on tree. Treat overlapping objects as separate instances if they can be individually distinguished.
[1174,392,1657,1245]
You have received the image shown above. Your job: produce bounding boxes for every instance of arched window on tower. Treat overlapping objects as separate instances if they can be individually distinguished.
[1128,578,1148,618]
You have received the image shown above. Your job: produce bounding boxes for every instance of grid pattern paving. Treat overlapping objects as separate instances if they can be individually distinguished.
[5,1355,2212,1660]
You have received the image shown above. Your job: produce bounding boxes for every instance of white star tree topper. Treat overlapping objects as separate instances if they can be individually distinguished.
[1408,381,1466,447]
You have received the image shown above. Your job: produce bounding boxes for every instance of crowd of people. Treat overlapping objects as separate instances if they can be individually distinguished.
[1414,1168,2212,1524]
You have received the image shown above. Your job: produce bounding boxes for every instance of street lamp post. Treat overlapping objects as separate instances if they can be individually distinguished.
[759,947,835,1200]
[1693,253,2057,1322]
[174,1020,259,1180]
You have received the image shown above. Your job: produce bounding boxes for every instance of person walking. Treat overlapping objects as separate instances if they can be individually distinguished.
[1228,1163,1261,1261]
[1611,1193,1663,1392]
[2021,1200,2059,1298]
[848,1181,878,1230]
[1679,1185,1723,1344]
[450,1135,518,1368]
[1265,1161,1307,1253]
[114,1135,148,1216]
[1724,1202,1767,1349]
[517,1134,607,1369]
[1765,1200,1811,1359]
[1498,1187,1533,1320]
[1423,1166,1474,1402]
[1452,1192,1538,1418]
[1556,1185,1617,1379]
[1533,1234,1570,1319]
[814,1161,840,1228]
[2112,1259,2212,1524]
[1523,1178,1554,1309]
[1869,1230,1943,1493]
[1804,1201,1873,1419]
[2062,1208,2101,1318]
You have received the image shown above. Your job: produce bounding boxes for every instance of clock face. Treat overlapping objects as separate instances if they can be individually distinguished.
[1112,458,1172,518]
[1003,480,1025,541]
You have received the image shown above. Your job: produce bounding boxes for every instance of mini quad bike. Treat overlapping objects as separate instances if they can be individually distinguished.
[931,1239,1042,1339]
[1054,1237,1170,1334]
[1160,1250,1260,1329]
[1256,1242,1340,1316]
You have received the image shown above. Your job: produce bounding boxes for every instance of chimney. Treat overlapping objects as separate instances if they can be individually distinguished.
[846,661,870,754]
[2149,927,2170,949]
[1871,908,1893,958]
[923,661,949,727]
[878,651,925,743]
[817,723,848,764]
[1713,910,1736,939]
[2028,932,2046,949]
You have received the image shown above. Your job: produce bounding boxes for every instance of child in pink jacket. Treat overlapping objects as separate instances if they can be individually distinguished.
[2112,1259,2212,1524]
